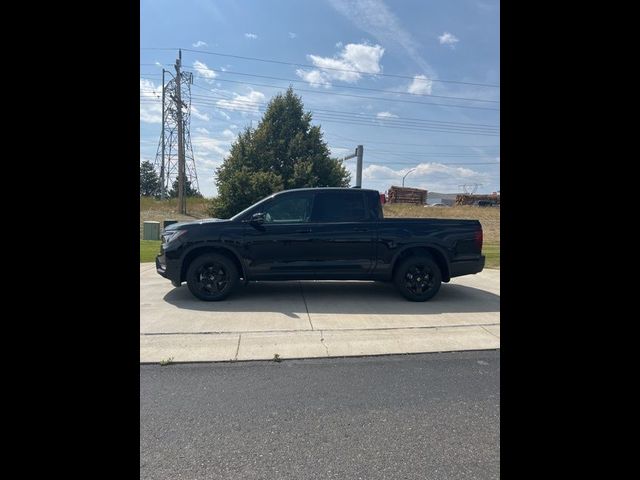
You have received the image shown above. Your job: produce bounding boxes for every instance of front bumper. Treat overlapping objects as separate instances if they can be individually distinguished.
[449,255,485,278]
[156,254,182,287]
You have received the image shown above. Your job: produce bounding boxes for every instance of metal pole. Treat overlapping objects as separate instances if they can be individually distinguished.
[355,145,363,188]
[160,69,166,200]
[402,168,416,187]
[175,50,186,214]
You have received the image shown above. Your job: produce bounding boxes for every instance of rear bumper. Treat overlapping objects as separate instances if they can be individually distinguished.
[449,255,485,278]
[156,254,182,287]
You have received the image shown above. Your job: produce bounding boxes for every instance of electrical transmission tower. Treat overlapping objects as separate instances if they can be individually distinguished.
[154,49,199,213]
[460,183,482,194]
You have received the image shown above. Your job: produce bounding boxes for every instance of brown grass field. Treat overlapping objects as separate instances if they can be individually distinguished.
[139,197,210,238]
[383,204,500,245]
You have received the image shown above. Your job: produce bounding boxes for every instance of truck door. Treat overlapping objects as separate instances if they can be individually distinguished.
[307,190,376,277]
[242,191,317,278]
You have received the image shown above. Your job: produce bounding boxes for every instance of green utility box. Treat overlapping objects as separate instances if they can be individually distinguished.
[143,221,160,240]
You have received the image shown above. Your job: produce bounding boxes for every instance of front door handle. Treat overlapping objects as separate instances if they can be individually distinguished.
[295,228,312,233]
[354,227,370,232]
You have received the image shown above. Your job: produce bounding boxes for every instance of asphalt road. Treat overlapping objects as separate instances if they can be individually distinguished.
[140,350,500,479]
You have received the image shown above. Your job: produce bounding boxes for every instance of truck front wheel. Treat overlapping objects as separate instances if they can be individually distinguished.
[186,253,238,301]
[394,255,442,301]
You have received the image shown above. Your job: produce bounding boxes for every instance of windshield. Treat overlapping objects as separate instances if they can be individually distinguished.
[230,194,275,221]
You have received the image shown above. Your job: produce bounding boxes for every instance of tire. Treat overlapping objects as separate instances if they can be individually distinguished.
[186,253,239,301]
[393,255,442,302]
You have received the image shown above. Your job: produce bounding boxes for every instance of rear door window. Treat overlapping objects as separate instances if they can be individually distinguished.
[311,191,367,222]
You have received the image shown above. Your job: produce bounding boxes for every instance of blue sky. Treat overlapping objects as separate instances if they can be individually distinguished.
[140,0,499,198]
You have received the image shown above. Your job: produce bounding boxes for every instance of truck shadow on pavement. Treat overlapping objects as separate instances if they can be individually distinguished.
[161,281,499,316]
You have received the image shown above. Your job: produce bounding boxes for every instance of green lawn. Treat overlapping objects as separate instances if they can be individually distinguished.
[140,239,500,269]
[483,243,500,269]
[140,240,161,263]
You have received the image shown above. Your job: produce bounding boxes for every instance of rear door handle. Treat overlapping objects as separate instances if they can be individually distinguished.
[354,227,370,232]
[295,228,312,233]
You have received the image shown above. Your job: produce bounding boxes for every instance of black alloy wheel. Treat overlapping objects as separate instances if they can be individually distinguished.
[186,253,239,301]
[394,255,442,301]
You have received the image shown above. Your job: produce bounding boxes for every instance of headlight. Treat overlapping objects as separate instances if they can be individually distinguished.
[161,229,186,246]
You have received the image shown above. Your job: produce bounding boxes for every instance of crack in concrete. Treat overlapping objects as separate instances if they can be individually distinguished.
[140,322,501,336]
[480,325,500,339]
[234,334,241,361]
[298,281,314,330]
[319,330,330,357]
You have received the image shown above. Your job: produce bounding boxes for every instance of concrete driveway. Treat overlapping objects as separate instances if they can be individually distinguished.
[140,263,500,362]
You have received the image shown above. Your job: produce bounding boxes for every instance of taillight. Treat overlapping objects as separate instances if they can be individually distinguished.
[475,228,483,251]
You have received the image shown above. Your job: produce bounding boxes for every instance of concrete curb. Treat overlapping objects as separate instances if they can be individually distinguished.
[140,324,500,363]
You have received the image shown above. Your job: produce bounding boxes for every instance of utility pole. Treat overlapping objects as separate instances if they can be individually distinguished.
[342,144,364,188]
[160,69,166,200]
[175,50,186,214]
[355,145,363,188]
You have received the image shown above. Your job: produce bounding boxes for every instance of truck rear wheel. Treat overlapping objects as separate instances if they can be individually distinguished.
[186,253,238,301]
[394,255,442,301]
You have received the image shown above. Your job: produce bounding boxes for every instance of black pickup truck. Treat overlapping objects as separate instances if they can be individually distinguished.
[156,188,485,301]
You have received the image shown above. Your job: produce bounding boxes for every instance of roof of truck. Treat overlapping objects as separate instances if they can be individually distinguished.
[273,187,379,194]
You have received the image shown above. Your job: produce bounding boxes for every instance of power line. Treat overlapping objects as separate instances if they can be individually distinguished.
[143,91,500,133]
[142,99,500,136]
[326,133,500,149]
[140,47,500,88]
[171,104,500,136]
[149,77,500,111]
[187,92,499,128]
[141,66,499,103]
[184,93,499,130]
[365,158,499,166]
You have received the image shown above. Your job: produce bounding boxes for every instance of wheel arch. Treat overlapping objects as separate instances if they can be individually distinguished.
[391,245,450,282]
[180,244,246,283]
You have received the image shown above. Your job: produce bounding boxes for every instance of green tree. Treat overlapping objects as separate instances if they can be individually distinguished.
[209,87,350,218]
[140,160,160,197]
[168,178,202,198]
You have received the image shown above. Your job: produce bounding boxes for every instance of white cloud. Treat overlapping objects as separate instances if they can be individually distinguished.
[438,32,459,47]
[192,40,208,48]
[407,74,433,95]
[191,130,234,157]
[327,0,434,75]
[216,89,266,115]
[296,42,384,86]
[196,127,210,135]
[288,32,297,39]
[222,129,235,139]
[244,33,258,39]
[376,111,398,118]
[335,41,343,48]
[193,60,217,82]
[191,106,210,121]
[295,69,331,88]
[229,124,238,129]
[140,78,162,123]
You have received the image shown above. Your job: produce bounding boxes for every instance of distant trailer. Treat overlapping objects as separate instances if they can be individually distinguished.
[387,186,427,205]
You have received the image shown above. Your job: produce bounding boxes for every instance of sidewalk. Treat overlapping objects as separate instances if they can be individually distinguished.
[140,263,500,363]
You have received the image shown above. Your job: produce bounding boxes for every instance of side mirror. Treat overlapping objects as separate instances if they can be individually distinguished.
[249,212,266,224]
